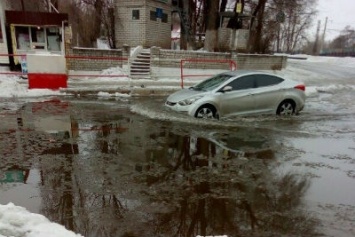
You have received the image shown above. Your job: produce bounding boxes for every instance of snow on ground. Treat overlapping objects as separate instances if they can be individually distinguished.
[1,55,355,99]
[306,55,355,67]
[0,75,64,98]
[1,55,355,236]
[82,66,130,82]
[0,203,83,237]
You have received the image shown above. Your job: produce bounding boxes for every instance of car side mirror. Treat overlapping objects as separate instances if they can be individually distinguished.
[222,86,233,92]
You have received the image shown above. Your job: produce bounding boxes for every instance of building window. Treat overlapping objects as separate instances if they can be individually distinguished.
[132,10,140,20]
[150,11,157,21]
[162,13,168,23]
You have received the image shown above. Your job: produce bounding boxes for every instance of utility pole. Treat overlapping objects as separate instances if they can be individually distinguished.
[320,17,328,54]
[313,20,321,55]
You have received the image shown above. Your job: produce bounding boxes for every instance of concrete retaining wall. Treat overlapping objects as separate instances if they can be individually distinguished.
[151,47,287,70]
[65,45,287,79]
[236,53,288,70]
[151,46,232,69]
[150,47,288,79]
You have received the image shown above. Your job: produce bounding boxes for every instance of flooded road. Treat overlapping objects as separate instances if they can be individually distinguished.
[1,91,355,237]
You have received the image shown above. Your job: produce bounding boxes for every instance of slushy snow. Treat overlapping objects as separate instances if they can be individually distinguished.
[1,55,355,99]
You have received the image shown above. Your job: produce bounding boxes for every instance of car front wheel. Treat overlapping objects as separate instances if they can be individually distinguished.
[277,100,295,116]
[195,105,218,119]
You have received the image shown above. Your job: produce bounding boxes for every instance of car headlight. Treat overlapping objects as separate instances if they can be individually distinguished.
[178,96,203,106]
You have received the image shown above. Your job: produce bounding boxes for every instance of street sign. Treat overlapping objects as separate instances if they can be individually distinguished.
[0,170,25,183]
[156,8,163,19]
[236,3,242,13]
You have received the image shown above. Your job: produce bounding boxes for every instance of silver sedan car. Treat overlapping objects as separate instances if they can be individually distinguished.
[165,70,306,119]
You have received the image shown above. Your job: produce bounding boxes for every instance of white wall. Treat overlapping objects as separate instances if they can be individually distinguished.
[0,0,9,64]
[27,54,66,74]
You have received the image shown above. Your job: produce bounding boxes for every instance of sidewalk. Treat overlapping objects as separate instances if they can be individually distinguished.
[61,70,201,97]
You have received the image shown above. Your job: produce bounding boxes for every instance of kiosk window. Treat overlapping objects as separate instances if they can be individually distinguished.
[16,27,30,50]
[30,27,46,49]
[47,27,61,51]
[31,27,45,43]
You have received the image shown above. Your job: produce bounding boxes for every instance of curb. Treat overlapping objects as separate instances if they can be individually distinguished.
[60,87,181,97]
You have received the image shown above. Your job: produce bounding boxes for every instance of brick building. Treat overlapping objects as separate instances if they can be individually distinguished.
[115,0,172,49]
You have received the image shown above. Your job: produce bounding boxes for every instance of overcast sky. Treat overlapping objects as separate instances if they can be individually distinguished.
[314,0,355,41]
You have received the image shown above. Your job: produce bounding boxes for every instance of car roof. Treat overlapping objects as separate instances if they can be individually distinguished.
[222,70,279,77]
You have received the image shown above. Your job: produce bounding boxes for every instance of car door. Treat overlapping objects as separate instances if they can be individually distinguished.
[218,75,257,117]
[252,74,284,113]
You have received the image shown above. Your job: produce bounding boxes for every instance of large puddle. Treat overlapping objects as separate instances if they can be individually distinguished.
[1,97,354,237]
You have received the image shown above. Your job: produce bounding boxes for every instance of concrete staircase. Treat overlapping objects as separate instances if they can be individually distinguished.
[130,49,151,79]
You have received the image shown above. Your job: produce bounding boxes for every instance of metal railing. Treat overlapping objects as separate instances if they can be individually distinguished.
[180,58,237,88]
[0,54,27,77]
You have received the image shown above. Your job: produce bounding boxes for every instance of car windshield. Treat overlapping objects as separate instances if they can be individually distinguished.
[192,74,233,91]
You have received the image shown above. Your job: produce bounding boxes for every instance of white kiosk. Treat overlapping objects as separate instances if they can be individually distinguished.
[27,53,67,89]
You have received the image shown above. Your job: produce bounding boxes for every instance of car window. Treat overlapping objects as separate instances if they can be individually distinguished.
[226,75,256,90]
[255,74,284,87]
[193,74,233,91]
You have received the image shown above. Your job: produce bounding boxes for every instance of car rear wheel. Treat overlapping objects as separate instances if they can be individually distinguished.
[195,105,218,119]
[277,100,295,116]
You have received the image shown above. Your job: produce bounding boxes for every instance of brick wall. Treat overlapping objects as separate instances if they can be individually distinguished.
[66,47,129,71]
[150,47,288,79]
[115,1,145,48]
[145,1,172,49]
[151,47,233,69]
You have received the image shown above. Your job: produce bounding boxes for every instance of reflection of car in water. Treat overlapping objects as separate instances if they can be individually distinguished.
[206,132,274,159]
[165,70,306,119]
[142,128,274,170]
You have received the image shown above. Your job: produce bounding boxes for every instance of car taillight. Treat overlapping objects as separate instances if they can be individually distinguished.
[294,84,305,91]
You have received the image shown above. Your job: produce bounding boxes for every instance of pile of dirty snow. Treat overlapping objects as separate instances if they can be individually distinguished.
[0,203,83,237]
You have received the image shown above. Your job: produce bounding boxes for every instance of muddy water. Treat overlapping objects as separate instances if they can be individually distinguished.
[1,96,354,237]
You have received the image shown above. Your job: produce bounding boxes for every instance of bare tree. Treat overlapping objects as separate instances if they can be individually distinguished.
[8,0,48,11]
[247,0,268,53]
[237,0,317,53]
[80,0,105,46]
[203,0,220,51]
[59,0,114,48]
[272,0,317,53]
[329,26,355,50]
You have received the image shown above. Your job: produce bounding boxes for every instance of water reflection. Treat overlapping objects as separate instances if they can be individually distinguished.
[0,99,318,237]
[136,147,316,236]
[0,166,30,183]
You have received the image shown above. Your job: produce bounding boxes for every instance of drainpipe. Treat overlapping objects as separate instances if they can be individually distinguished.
[61,20,68,55]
